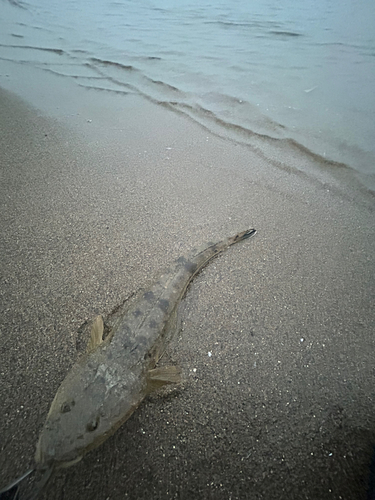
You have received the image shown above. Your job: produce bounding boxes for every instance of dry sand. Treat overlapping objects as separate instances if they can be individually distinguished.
[0,78,374,500]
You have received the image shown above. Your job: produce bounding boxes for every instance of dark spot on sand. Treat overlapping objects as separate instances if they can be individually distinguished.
[149,319,158,329]
[133,309,143,317]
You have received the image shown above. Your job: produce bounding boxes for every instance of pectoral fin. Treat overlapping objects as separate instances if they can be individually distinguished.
[146,366,181,392]
[87,315,104,352]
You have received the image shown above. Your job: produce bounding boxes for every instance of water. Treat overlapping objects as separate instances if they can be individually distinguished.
[1,0,375,180]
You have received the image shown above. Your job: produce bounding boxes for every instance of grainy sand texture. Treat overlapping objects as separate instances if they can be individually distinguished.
[0,77,374,500]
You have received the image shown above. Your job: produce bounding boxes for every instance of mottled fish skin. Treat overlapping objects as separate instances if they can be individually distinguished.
[35,229,256,469]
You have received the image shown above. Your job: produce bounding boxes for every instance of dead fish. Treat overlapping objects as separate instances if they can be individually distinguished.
[34,229,256,472]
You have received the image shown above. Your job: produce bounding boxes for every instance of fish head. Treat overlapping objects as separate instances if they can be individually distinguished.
[35,353,141,469]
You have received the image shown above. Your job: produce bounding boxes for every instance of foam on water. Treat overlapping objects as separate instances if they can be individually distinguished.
[0,0,374,184]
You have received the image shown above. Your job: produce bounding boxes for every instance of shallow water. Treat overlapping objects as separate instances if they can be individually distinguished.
[1,0,374,180]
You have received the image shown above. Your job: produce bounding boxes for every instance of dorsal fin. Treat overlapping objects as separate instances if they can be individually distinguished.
[87,315,104,352]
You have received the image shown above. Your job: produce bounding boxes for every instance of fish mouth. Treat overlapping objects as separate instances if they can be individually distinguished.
[35,448,83,470]
[35,436,83,470]
[57,455,83,469]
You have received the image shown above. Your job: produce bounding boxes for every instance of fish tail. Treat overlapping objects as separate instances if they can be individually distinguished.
[224,228,256,250]
[192,228,256,277]
[233,228,256,242]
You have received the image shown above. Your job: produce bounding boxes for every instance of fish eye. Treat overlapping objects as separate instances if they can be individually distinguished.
[86,416,100,432]
[60,400,75,413]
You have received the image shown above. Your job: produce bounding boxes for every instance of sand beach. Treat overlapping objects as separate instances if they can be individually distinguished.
[0,57,374,499]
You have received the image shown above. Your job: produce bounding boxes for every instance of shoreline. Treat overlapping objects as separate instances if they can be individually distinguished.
[0,83,374,500]
[0,56,375,196]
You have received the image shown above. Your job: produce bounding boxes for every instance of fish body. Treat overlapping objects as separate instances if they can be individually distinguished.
[35,229,256,469]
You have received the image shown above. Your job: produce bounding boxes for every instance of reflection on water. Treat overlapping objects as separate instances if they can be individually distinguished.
[0,0,374,178]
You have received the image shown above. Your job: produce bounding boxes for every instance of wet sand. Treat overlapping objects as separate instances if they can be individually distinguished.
[0,80,374,500]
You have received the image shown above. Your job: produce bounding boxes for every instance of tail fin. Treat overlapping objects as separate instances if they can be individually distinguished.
[240,228,256,240]
[230,228,256,245]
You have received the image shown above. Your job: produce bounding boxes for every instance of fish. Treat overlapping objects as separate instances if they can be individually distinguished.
[34,229,256,473]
